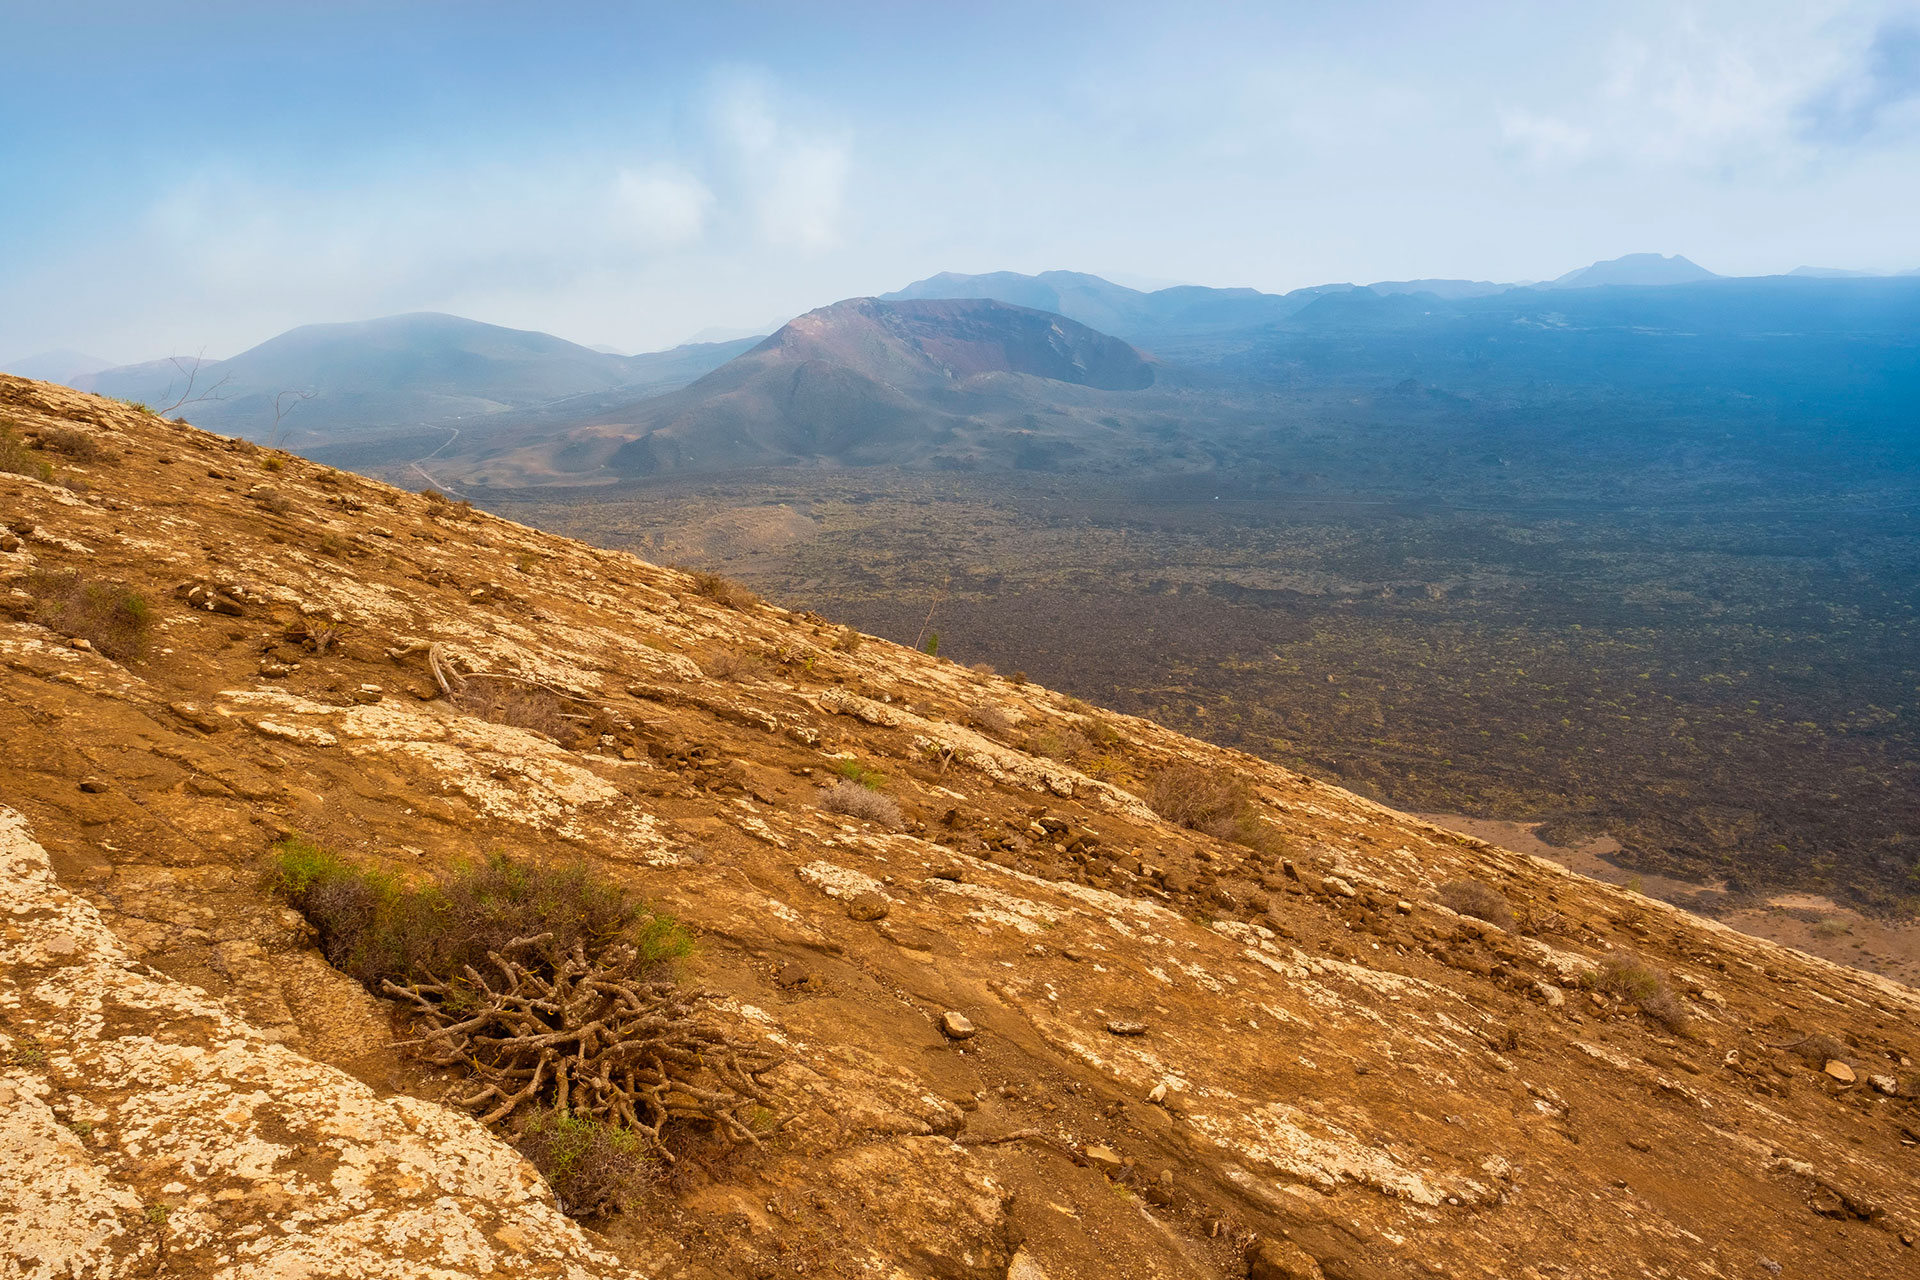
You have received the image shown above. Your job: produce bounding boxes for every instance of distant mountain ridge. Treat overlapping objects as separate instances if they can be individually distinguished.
[0,348,114,384]
[441,297,1164,484]
[63,314,757,445]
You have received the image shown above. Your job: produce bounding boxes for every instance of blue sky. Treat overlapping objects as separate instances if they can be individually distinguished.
[4,1,1919,362]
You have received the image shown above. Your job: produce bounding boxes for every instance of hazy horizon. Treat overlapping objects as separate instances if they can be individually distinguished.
[5,1,1919,364]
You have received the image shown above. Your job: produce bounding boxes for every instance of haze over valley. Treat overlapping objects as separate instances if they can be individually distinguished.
[7,7,1920,1276]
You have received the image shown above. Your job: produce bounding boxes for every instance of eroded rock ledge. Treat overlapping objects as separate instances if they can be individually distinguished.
[0,805,628,1280]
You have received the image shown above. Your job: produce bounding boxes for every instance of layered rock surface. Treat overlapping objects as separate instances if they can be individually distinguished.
[2,374,1917,1279]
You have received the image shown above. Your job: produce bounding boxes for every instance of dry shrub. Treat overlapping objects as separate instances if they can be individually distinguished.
[966,702,1017,738]
[1785,1032,1850,1068]
[455,679,575,741]
[25,571,151,660]
[1144,763,1277,852]
[1585,952,1690,1035]
[41,426,102,462]
[285,617,346,654]
[831,626,862,653]
[687,569,757,610]
[700,647,760,681]
[1030,725,1094,763]
[1437,879,1516,931]
[265,842,783,1206]
[818,780,903,829]
[0,426,52,482]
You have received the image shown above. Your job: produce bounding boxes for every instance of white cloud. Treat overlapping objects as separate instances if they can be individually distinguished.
[612,166,714,247]
[758,138,849,252]
[709,71,852,254]
[1500,110,1593,165]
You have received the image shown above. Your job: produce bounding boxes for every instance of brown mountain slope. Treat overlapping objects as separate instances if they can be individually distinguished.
[2,373,1917,1280]
[443,297,1160,484]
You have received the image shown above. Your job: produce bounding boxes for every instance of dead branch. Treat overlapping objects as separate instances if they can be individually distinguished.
[156,352,234,417]
[381,936,788,1159]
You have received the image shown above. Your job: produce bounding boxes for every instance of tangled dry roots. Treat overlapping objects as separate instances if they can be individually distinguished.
[382,933,787,1157]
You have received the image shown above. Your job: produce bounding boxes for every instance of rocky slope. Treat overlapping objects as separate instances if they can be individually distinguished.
[1,373,1917,1280]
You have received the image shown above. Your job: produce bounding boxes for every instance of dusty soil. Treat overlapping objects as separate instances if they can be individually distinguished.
[4,374,1920,1280]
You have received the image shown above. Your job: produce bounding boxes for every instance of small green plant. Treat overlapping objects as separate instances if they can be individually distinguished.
[261,454,284,471]
[66,1119,95,1138]
[144,1203,169,1226]
[833,758,886,789]
[0,425,53,481]
[116,398,156,416]
[25,571,152,661]
[514,1107,650,1219]
[923,632,940,657]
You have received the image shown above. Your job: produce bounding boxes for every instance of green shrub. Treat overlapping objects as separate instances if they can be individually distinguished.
[266,840,689,991]
[25,571,152,660]
[833,758,886,789]
[514,1108,651,1218]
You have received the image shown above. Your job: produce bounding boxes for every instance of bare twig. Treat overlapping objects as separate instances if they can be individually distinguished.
[156,352,234,416]
[269,388,317,447]
[912,573,951,652]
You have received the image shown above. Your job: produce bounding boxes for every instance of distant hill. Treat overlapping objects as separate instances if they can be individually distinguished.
[72,314,755,445]
[882,270,1328,357]
[0,348,114,384]
[445,297,1163,482]
[1547,252,1718,289]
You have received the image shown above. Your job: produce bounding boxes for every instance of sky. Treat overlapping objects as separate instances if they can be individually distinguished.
[4,0,1919,364]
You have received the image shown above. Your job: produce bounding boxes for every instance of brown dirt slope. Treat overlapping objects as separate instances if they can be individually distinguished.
[1,372,1917,1280]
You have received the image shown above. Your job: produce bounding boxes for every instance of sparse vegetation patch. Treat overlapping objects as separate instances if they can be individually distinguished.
[1144,762,1279,854]
[1584,952,1689,1035]
[1437,879,1516,931]
[0,425,52,481]
[818,779,903,829]
[266,841,785,1213]
[25,571,152,660]
[687,569,758,610]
